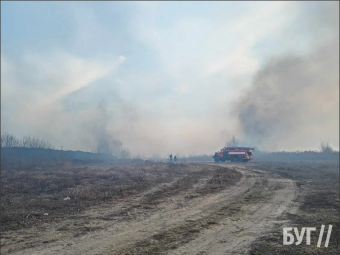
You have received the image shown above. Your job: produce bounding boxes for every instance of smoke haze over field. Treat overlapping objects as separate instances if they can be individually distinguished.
[235,44,339,150]
[234,2,339,151]
[1,1,339,156]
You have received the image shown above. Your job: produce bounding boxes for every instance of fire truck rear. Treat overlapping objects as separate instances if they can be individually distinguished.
[212,147,255,162]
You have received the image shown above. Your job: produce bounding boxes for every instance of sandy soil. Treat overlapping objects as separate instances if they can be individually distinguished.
[1,163,298,255]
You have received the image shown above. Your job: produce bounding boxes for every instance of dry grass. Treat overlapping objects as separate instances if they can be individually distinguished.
[1,162,241,233]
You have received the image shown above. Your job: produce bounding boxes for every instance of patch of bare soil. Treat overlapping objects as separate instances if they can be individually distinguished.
[249,161,339,255]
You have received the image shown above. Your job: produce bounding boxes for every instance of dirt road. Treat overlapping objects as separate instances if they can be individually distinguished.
[3,163,298,255]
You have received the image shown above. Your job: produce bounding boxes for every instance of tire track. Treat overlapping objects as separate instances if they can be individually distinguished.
[6,164,297,255]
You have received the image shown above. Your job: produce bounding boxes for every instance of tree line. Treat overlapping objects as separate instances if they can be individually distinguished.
[1,133,55,149]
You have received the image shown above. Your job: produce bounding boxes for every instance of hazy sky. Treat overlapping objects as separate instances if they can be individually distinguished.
[1,1,339,156]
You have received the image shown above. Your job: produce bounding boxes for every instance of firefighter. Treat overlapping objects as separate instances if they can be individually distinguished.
[174,156,177,163]
[169,154,173,162]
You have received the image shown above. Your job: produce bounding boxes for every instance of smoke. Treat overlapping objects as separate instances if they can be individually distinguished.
[90,101,123,155]
[2,2,339,156]
[1,52,133,153]
[234,2,339,150]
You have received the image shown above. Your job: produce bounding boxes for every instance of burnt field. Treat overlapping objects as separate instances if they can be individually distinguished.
[0,161,339,255]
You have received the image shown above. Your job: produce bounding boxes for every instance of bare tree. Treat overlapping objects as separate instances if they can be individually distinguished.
[1,133,21,147]
[320,140,334,153]
[22,135,54,149]
[226,136,239,147]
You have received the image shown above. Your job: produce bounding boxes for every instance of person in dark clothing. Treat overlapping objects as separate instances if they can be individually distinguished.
[174,156,177,162]
[169,154,173,162]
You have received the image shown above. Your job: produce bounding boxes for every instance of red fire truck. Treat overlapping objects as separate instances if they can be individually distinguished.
[212,147,255,162]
